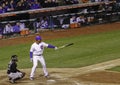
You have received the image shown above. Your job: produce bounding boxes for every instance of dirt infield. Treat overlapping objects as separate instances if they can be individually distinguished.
[0,22,120,85]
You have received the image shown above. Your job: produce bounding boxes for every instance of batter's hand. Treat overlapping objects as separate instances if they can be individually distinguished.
[54,47,58,50]
[30,58,33,62]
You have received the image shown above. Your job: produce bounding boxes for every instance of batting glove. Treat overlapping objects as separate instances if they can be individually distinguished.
[54,47,58,50]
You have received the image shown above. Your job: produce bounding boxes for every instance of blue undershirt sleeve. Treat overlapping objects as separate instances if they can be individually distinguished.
[30,52,33,58]
[47,44,55,48]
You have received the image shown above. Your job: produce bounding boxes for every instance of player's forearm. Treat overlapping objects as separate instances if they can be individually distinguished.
[30,52,33,58]
[47,44,56,48]
[48,44,58,50]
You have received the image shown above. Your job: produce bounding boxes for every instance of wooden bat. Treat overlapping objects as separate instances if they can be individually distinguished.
[57,43,74,50]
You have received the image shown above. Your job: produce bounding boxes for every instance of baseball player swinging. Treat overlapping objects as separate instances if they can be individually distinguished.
[29,35,58,80]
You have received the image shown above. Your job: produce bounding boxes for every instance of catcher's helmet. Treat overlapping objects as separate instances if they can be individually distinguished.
[35,36,42,41]
[11,55,18,61]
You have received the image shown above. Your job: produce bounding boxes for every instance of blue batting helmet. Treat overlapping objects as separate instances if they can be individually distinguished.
[35,36,42,41]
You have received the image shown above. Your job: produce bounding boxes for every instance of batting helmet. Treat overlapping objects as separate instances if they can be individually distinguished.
[35,36,42,41]
[11,55,18,61]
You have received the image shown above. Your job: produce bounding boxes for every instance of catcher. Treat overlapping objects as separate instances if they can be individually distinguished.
[7,55,25,83]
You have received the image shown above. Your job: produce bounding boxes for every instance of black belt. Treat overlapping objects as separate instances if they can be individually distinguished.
[34,54,42,56]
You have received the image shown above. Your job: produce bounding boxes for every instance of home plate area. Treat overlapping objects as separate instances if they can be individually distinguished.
[23,72,81,85]
[1,67,120,85]
[0,68,81,85]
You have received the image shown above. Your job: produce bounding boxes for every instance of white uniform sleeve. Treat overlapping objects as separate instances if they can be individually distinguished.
[30,43,35,52]
[42,42,48,48]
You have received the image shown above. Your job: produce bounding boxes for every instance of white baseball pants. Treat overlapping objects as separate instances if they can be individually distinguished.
[30,55,48,78]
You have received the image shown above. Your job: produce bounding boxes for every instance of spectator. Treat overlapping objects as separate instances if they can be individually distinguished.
[19,21,29,36]
[0,6,3,14]
[76,15,86,26]
[19,22,26,31]
[3,22,13,38]
[15,2,24,11]
[30,0,41,9]
[19,0,26,10]
[70,15,79,28]
[0,0,59,13]
[70,16,77,24]
[13,22,21,36]
[39,16,49,29]
[33,18,41,33]
[19,0,30,10]
[2,2,8,13]
[44,0,58,8]
[5,1,9,11]
[15,2,21,11]
[86,15,95,25]
[22,0,31,10]
[7,0,16,12]
[56,16,69,29]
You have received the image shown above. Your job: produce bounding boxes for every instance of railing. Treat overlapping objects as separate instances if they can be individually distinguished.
[0,1,119,39]
[0,1,116,18]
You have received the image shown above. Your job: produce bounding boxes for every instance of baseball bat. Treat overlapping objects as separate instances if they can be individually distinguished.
[57,43,74,50]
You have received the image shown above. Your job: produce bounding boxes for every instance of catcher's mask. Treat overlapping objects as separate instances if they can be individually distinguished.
[11,55,18,62]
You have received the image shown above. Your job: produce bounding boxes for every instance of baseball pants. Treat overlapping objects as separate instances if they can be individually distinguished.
[8,72,23,80]
[30,55,48,78]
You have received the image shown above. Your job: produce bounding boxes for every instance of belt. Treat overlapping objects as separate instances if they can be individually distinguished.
[33,54,42,56]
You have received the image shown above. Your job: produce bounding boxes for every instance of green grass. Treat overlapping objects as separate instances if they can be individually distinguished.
[107,66,120,72]
[1,30,120,70]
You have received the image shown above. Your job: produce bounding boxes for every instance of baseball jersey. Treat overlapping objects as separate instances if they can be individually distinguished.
[30,42,48,55]
[7,61,20,74]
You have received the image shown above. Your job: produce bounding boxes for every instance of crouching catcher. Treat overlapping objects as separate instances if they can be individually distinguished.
[7,55,25,83]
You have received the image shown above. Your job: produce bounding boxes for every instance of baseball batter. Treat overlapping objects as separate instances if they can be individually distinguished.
[29,36,57,80]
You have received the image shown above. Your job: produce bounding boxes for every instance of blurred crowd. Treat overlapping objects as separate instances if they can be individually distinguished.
[0,16,50,38]
[0,21,28,38]
[0,0,119,14]
[0,0,120,39]
[0,0,80,14]
[0,0,59,14]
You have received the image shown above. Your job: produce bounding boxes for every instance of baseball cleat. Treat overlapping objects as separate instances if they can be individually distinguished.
[10,79,15,84]
[30,77,34,80]
[45,75,50,78]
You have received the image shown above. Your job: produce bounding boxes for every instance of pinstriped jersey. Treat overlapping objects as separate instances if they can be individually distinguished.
[30,42,48,55]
